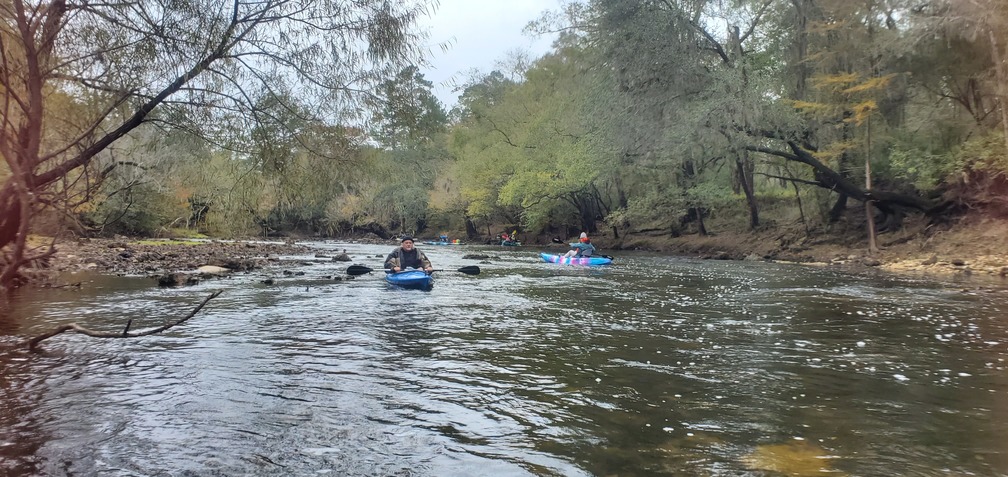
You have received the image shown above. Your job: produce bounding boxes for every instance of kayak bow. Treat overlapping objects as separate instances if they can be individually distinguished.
[385,269,434,290]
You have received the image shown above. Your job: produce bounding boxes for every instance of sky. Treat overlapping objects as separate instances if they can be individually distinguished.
[418,0,562,108]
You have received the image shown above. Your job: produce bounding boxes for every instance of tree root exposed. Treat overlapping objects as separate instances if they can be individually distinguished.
[25,290,223,351]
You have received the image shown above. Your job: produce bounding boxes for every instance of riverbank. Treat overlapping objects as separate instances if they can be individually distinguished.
[606,214,1008,282]
[37,238,323,286]
[34,215,1008,286]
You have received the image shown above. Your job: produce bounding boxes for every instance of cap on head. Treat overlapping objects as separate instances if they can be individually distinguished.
[579,232,588,239]
[401,236,414,243]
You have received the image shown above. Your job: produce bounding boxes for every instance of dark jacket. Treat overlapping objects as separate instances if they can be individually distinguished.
[384,247,432,270]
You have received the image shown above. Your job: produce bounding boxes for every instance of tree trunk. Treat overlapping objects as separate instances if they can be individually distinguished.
[464,215,478,239]
[829,194,849,223]
[865,115,879,252]
[791,0,813,101]
[786,166,810,235]
[0,185,21,250]
[572,192,598,234]
[736,153,759,228]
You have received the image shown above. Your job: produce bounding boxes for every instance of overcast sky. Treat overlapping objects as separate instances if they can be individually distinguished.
[419,0,562,108]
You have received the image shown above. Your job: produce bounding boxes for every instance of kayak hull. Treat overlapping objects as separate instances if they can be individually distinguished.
[385,269,434,290]
[540,252,612,267]
[422,241,462,246]
[501,240,521,246]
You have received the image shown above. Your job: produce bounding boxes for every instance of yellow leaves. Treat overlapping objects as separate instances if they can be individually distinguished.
[842,74,896,94]
[790,99,837,115]
[816,141,858,162]
[802,72,893,125]
[811,73,861,91]
[173,186,193,202]
[72,200,98,214]
[811,72,895,95]
[335,193,361,219]
[846,100,877,125]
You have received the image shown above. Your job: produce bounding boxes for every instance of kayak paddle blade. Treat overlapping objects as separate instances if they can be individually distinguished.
[346,264,374,276]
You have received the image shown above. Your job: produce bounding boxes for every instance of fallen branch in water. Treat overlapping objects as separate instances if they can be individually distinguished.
[26,290,223,351]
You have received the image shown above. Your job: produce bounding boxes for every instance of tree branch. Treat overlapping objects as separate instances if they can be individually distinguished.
[26,290,223,351]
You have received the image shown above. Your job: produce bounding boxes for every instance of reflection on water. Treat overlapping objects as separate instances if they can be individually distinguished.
[1,243,1007,476]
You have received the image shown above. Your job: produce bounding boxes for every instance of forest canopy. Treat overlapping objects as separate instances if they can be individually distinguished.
[2,0,1007,288]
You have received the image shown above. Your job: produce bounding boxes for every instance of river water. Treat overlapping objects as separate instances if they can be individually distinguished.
[1,242,1006,476]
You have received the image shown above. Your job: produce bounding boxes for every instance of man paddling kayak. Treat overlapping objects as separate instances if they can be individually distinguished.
[385,236,433,273]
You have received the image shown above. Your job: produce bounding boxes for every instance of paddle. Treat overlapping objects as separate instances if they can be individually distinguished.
[346,264,376,275]
[437,266,481,275]
[346,265,480,276]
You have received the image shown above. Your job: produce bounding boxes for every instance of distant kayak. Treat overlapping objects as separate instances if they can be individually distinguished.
[501,240,521,246]
[539,252,612,267]
[385,269,434,290]
[422,241,463,246]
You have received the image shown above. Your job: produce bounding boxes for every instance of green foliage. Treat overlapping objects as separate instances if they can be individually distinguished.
[83,182,187,236]
[607,189,683,231]
[886,144,952,192]
[952,132,1008,178]
[885,129,1008,198]
[165,229,209,240]
[445,44,624,234]
[42,0,1008,247]
[944,132,1008,211]
[684,182,736,211]
[371,66,449,148]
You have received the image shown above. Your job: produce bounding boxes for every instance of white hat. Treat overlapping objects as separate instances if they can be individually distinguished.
[579,232,588,239]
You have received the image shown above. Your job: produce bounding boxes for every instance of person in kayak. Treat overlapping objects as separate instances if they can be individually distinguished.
[385,236,433,273]
[563,232,596,258]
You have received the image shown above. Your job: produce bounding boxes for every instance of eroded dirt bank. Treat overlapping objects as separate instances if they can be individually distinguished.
[604,215,1008,282]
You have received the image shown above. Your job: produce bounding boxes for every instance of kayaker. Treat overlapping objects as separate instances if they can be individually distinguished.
[563,232,596,258]
[384,236,433,273]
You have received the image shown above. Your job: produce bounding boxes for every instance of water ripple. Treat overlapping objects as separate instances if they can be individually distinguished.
[0,243,1006,475]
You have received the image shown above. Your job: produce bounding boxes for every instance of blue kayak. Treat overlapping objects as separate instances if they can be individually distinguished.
[385,269,434,290]
[540,252,612,267]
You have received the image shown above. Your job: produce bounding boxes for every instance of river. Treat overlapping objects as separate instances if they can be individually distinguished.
[1,242,1006,476]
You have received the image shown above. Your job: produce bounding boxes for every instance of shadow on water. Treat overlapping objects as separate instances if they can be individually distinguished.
[1,242,1007,476]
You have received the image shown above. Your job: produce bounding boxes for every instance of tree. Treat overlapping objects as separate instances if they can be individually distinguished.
[371,66,448,149]
[0,0,429,289]
[934,0,1008,157]
[560,0,773,234]
[443,70,521,235]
